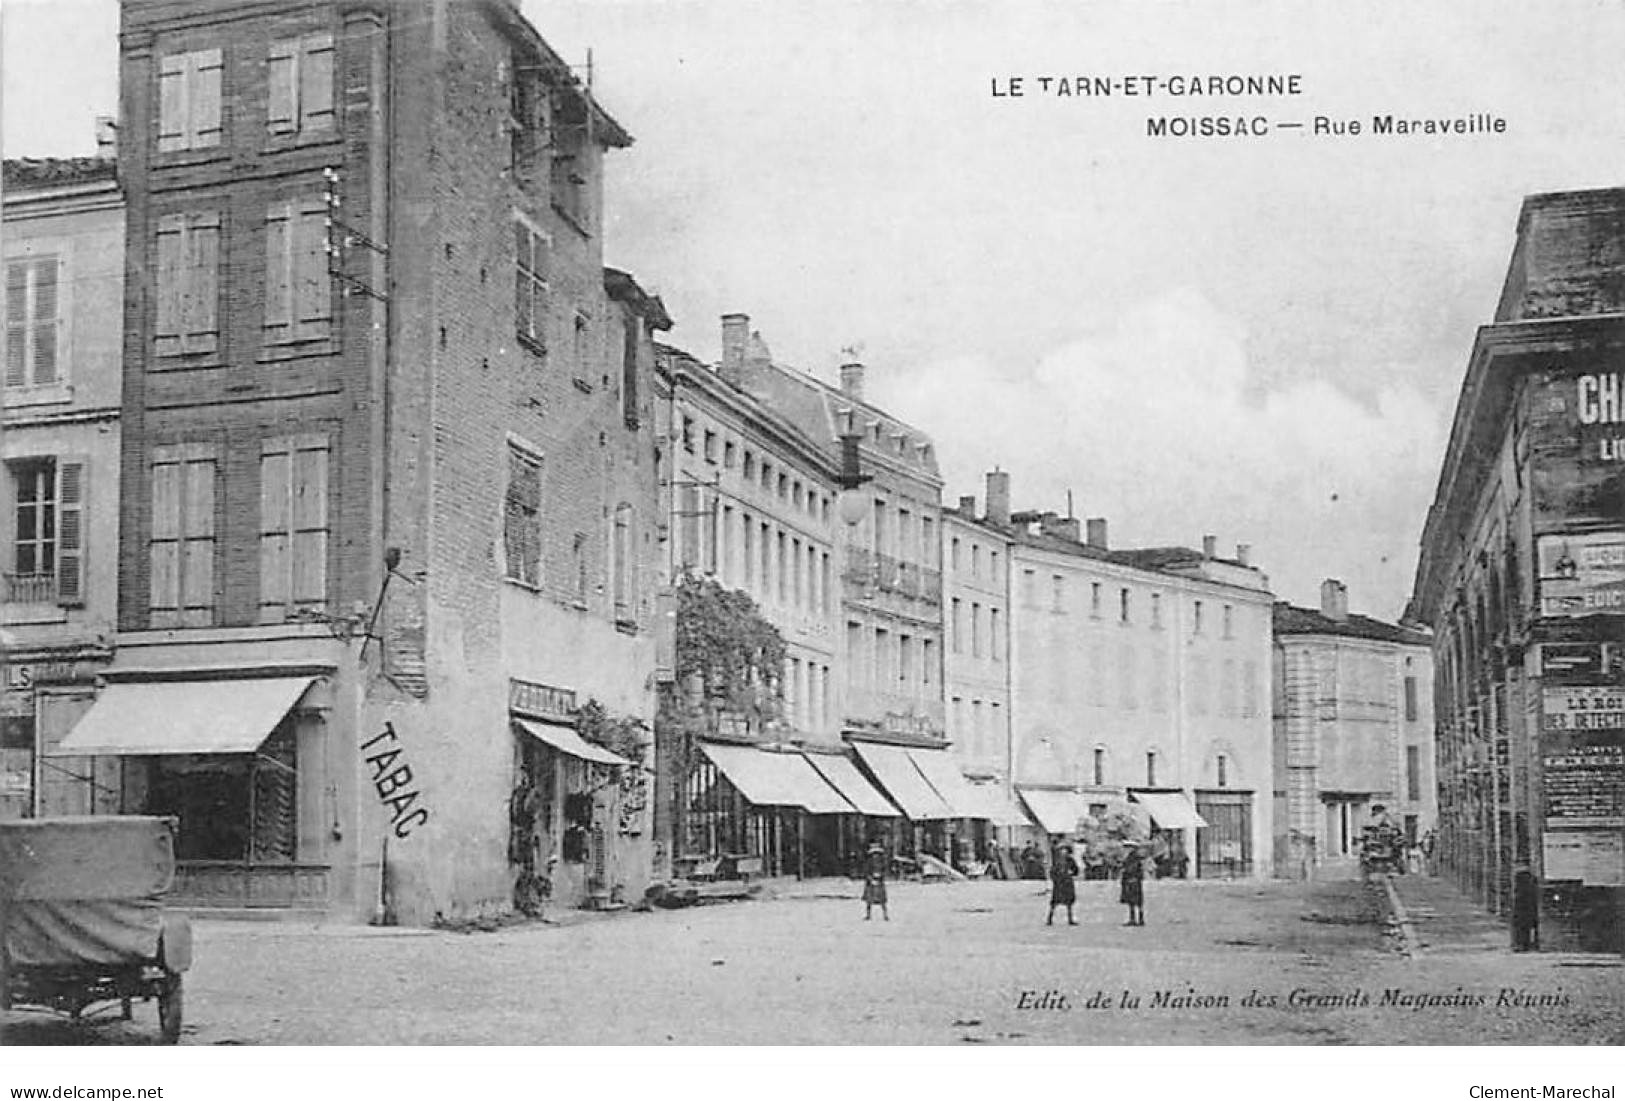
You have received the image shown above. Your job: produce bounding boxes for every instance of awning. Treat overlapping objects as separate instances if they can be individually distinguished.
[852,743,955,820]
[1018,788,1090,835]
[49,677,317,757]
[513,718,632,768]
[1131,791,1209,830]
[907,749,986,819]
[700,743,852,814]
[802,753,899,817]
[957,781,1035,828]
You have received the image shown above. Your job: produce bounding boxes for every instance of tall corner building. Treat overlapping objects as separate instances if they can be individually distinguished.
[72,0,667,922]
[1408,187,1625,953]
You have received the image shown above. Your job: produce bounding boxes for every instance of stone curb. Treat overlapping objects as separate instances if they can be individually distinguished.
[1379,874,1422,958]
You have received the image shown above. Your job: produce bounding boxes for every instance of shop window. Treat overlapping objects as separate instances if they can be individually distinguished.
[562,790,593,863]
[140,723,298,863]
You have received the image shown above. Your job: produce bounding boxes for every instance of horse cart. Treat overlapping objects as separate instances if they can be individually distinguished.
[0,816,192,1043]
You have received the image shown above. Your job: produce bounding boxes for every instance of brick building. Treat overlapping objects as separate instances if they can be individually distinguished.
[1407,187,1625,952]
[1272,581,1435,879]
[60,0,665,923]
[1,153,124,822]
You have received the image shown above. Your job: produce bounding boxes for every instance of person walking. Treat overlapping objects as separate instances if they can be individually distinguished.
[862,840,890,921]
[1120,844,1146,926]
[1047,843,1080,926]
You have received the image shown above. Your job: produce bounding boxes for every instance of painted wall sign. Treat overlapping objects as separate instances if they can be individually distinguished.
[1536,531,1625,617]
[509,678,578,723]
[1542,830,1625,887]
[1530,371,1625,523]
[360,723,431,838]
[1542,743,1624,829]
[2,661,83,692]
[1541,686,1625,734]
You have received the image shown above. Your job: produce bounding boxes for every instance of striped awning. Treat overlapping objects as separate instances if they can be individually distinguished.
[701,743,852,814]
[802,753,899,817]
[852,742,955,820]
[1018,788,1091,835]
[1131,791,1209,830]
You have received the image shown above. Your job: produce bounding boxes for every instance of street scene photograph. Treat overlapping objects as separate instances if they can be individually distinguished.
[0,0,1622,1083]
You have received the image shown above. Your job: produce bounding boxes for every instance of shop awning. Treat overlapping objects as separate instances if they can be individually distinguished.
[957,781,1035,828]
[1018,788,1090,835]
[907,749,986,819]
[700,743,853,814]
[802,753,899,817]
[1131,791,1209,830]
[49,677,317,757]
[513,718,633,768]
[852,743,955,820]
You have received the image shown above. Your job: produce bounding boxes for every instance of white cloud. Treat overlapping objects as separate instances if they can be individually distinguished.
[876,288,1448,617]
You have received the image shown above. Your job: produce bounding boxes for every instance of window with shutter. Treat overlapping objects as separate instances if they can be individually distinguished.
[514,219,549,352]
[5,459,57,604]
[504,444,542,586]
[149,443,217,628]
[3,257,62,388]
[55,459,85,606]
[613,503,633,625]
[156,48,224,152]
[264,200,331,345]
[267,35,335,140]
[154,213,221,358]
[259,435,329,622]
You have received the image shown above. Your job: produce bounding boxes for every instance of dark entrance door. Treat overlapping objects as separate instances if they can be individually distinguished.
[1195,791,1253,877]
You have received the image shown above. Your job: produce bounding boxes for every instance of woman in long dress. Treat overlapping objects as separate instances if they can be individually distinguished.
[1047,844,1080,926]
[862,842,889,921]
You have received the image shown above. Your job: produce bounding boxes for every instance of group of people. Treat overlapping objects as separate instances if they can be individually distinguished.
[859,839,1150,926]
[1047,843,1146,927]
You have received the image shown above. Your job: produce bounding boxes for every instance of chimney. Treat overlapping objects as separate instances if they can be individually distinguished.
[1320,578,1349,622]
[1053,517,1081,542]
[1202,534,1217,559]
[839,360,866,402]
[745,330,772,370]
[985,469,1011,526]
[94,116,118,158]
[1235,543,1251,567]
[1086,517,1108,550]
[721,313,749,380]
[958,494,977,517]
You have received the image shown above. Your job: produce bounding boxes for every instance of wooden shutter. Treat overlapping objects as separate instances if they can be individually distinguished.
[29,259,58,384]
[55,459,86,607]
[148,455,182,623]
[295,202,332,340]
[259,440,292,621]
[267,40,297,134]
[157,53,189,152]
[291,438,329,608]
[5,261,26,387]
[300,35,335,132]
[180,453,216,626]
[154,215,186,356]
[263,203,293,341]
[184,213,220,354]
[191,48,224,147]
[613,504,630,619]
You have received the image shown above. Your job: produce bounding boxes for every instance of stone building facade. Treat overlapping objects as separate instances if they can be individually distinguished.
[1,155,124,822]
[994,470,1275,879]
[73,0,664,923]
[1272,580,1435,878]
[1408,187,1625,953]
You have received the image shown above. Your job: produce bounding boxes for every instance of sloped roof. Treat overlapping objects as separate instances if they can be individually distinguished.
[3,157,117,190]
[1273,601,1430,646]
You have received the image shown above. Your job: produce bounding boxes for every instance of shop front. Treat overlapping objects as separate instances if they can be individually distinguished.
[510,717,635,910]
[47,674,335,911]
[683,741,855,877]
[800,750,900,876]
[851,741,957,860]
[1130,789,1210,878]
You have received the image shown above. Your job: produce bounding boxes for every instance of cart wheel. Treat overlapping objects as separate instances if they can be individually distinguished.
[157,974,183,1045]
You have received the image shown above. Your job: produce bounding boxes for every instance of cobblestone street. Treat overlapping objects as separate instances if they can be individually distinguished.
[3,873,1619,1046]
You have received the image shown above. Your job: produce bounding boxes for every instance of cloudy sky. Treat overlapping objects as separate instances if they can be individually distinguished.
[7,0,1625,618]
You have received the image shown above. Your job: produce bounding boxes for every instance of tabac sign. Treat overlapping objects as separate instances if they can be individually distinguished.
[1536,531,1625,618]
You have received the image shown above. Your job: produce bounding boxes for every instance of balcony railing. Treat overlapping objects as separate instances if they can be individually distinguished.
[841,549,942,605]
[2,572,57,604]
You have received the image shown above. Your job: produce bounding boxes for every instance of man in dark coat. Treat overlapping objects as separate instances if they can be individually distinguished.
[1047,844,1081,925]
[1120,844,1146,926]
